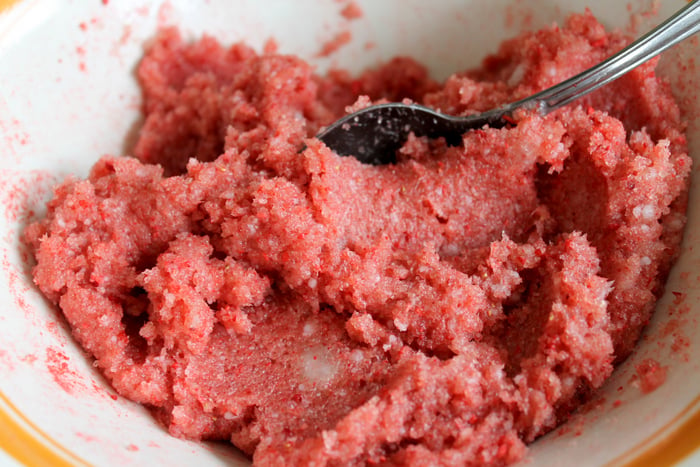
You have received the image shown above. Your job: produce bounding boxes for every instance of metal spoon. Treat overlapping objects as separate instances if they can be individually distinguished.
[315,0,700,165]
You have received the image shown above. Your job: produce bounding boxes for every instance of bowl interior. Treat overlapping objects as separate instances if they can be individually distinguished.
[0,0,699,465]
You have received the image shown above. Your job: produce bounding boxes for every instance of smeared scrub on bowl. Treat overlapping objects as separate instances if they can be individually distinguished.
[24,12,690,466]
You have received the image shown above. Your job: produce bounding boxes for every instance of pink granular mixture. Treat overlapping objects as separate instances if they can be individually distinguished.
[25,12,690,466]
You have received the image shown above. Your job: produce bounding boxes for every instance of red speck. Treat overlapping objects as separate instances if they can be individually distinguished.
[612,399,622,408]
[671,332,690,355]
[79,22,88,31]
[0,350,11,371]
[46,347,84,394]
[110,394,118,401]
[263,38,279,55]
[157,1,174,26]
[79,62,87,72]
[126,444,138,452]
[341,2,363,20]
[671,291,686,305]
[21,354,38,364]
[317,30,352,57]
[75,432,98,442]
[635,358,667,394]
[102,0,109,4]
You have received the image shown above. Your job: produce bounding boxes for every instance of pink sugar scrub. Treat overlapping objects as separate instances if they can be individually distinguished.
[25,12,690,466]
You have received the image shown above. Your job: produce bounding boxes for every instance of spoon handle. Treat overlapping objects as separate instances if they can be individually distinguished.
[518,0,700,115]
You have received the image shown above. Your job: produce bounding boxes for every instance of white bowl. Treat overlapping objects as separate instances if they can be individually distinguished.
[0,0,699,466]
